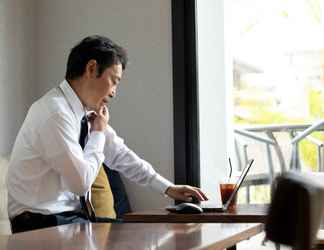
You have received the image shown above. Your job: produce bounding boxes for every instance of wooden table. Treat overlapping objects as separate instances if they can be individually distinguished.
[317,230,324,248]
[123,204,269,223]
[0,222,263,250]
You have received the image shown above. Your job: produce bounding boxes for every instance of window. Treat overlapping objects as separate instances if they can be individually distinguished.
[173,0,324,205]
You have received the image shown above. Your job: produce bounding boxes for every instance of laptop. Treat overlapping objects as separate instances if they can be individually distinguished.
[166,159,254,213]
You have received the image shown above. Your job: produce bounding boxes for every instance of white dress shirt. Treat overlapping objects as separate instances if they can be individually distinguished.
[7,80,173,218]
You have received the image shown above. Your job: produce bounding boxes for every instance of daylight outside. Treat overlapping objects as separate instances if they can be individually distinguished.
[227,0,324,204]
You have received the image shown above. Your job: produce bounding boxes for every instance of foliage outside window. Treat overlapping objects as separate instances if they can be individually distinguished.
[228,0,324,204]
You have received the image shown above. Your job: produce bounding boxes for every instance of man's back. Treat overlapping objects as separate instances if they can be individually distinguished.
[7,81,103,219]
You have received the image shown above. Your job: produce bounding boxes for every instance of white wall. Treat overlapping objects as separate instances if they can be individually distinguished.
[197,0,231,203]
[0,0,36,156]
[35,0,174,210]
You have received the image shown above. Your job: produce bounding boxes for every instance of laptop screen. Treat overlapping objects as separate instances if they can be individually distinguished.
[223,159,254,210]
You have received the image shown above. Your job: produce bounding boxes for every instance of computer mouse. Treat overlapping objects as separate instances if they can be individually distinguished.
[174,202,203,214]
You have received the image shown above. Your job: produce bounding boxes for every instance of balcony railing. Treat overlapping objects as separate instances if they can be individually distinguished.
[234,122,324,202]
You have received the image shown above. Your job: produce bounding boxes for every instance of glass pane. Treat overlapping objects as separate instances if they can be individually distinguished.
[227,0,324,203]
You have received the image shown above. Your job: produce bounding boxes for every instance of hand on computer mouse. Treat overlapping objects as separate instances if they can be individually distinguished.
[189,195,200,204]
[165,185,208,202]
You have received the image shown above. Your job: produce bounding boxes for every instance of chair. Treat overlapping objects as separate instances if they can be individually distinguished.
[104,166,132,218]
[91,164,132,219]
[234,128,282,203]
[290,120,324,171]
[265,171,324,250]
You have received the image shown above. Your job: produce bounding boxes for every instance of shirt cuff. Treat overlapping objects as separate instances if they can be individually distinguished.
[150,174,174,195]
[87,131,106,151]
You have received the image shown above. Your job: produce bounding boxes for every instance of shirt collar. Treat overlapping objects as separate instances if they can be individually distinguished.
[59,80,86,122]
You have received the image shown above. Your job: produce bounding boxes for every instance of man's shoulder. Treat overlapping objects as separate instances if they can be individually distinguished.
[31,87,73,121]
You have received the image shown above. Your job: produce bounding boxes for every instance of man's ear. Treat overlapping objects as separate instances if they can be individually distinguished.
[85,59,98,78]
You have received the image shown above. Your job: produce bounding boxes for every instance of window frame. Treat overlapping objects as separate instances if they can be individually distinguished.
[172,0,200,187]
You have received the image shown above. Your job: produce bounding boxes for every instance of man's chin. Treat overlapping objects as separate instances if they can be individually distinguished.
[85,104,97,112]
[87,103,108,112]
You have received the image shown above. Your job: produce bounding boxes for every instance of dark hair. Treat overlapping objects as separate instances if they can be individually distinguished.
[65,35,128,80]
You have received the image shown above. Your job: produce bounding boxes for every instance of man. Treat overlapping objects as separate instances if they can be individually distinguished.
[6,35,207,233]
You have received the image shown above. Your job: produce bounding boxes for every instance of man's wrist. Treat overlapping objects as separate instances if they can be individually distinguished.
[150,174,174,195]
[164,185,174,198]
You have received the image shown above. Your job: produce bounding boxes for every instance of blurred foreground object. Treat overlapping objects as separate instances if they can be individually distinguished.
[265,171,324,250]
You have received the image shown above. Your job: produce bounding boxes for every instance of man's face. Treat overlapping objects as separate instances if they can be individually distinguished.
[88,63,123,111]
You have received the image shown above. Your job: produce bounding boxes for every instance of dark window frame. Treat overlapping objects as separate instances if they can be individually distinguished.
[172,0,200,187]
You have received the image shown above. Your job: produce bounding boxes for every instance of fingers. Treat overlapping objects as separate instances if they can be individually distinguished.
[181,185,208,201]
[98,104,106,115]
[165,185,209,202]
[185,188,204,201]
[87,105,107,120]
[87,112,97,122]
[101,105,107,115]
[98,105,109,122]
[89,105,110,132]
[194,187,209,201]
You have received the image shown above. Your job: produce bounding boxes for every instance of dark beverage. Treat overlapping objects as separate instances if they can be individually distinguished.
[220,183,237,211]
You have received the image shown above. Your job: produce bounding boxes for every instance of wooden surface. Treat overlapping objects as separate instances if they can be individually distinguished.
[123,204,269,223]
[317,229,324,246]
[0,222,263,250]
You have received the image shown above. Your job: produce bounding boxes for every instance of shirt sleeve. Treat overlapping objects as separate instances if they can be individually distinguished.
[39,112,105,195]
[103,126,174,194]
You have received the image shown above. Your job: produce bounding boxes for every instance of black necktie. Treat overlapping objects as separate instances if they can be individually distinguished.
[79,116,88,150]
[79,116,96,221]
